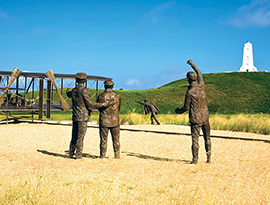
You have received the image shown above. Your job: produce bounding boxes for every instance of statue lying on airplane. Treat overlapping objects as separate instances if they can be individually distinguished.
[2,93,39,107]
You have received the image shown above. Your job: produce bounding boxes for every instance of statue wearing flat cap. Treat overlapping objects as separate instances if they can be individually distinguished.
[67,72,109,159]
[104,80,114,86]
[75,72,88,83]
[175,60,211,164]
[96,80,121,159]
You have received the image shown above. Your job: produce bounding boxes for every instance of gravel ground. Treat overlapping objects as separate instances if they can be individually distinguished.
[0,122,269,204]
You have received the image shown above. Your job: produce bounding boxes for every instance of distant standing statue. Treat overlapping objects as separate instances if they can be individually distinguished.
[97,80,121,159]
[136,100,160,125]
[67,73,109,159]
[175,60,211,164]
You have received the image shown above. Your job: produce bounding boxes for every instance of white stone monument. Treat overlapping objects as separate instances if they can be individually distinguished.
[238,41,257,72]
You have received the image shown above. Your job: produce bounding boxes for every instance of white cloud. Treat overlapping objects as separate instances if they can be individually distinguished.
[230,0,270,27]
[125,78,142,86]
[123,66,188,90]
[148,1,177,23]
[23,70,38,73]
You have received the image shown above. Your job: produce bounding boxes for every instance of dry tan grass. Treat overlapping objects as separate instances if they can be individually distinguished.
[0,123,270,204]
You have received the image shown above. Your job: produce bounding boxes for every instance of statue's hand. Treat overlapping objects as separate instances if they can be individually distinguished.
[66,89,72,98]
[187,59,193,65]
[175,108,181,114]
[102,102,110,107]
[88,109,92,116]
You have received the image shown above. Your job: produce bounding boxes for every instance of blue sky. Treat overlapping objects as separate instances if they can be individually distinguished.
[0,0,270,90]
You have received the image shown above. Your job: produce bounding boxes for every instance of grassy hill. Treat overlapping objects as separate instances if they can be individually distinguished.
[116,72,270,114]
[31,72,270,115]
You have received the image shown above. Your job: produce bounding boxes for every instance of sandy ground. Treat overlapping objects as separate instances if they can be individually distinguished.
[0,122,270,204]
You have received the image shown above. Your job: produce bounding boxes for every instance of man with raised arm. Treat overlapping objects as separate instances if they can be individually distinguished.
[67,72,109,159]
[175,59,211,164]
[97,80,121,159]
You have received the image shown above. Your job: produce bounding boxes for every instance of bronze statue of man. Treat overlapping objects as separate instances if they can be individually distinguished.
[67,72,109,159]
[136,100,160,125]
[175,59,211,164]
[97,80,121,159]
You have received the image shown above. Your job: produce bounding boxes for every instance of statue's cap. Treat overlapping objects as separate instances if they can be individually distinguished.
[75,72,87,80]
[104,80,114,86]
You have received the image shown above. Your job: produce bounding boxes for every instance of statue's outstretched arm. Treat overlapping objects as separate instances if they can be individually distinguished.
[175,90,190,114]
[135,101,144,105]
[84,88,109,110]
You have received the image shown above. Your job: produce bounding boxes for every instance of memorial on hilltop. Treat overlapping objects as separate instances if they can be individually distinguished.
[238,41,257,72]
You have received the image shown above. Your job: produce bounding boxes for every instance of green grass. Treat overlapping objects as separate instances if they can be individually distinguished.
[110,72,270,115]
[122,113,270,135]
[4,111,266,135]
[161,72,270,114]
[17,72,270,115]
[1,111,270,134]
[2,72,270,134]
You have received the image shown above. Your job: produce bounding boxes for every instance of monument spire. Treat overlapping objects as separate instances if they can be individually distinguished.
[238,41,257,72]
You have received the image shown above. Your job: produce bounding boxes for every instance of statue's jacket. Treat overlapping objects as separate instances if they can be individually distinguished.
[182,64,209,125]
[68,84,104,122]
[97,89,121,127]
[143,102,159,115]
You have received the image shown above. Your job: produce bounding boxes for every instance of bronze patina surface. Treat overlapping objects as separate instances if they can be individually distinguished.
[175,60,211,164]
[67,72,109,159]
[97,80,121,159]
[136,100,160,125]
